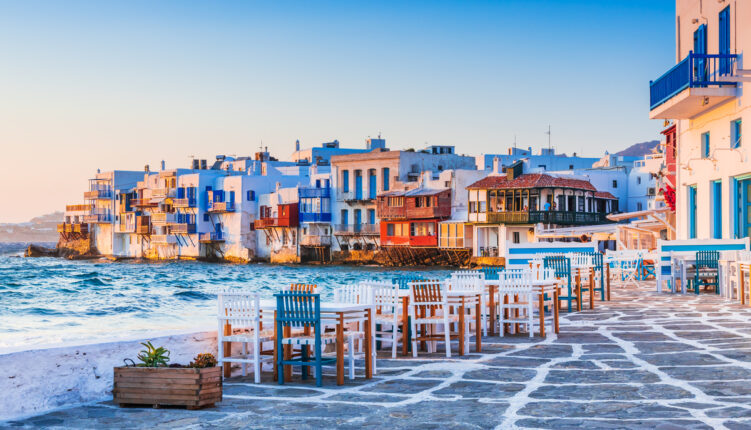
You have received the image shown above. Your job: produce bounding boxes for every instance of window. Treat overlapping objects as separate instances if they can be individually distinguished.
[415,197,423,208]
[246,190,255,201]
[387,224,395,236]
[469,201,476,213]
[341,209,348,225]
[569,165,573,170]
[382,168,390,191]
[720,6,731,74]
[612,180,618,188]
[512,231,520,244]
[732,119,742,148]
[479,201,486,212]
[713,180,722,239]
[637,202,643,211]
[637,177,641,185]
[203,213,210,222]
[342,170,349,192]
[702,132,711,158]
[688,185,697,239]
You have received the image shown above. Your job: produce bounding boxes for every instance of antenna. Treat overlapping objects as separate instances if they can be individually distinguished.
[545,125,551,151]
[514,134,517,150]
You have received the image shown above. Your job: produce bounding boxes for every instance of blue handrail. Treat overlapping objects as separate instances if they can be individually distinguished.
[650,52,738,110]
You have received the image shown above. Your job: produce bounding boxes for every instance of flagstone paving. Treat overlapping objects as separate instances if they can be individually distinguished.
[8,281,751,429]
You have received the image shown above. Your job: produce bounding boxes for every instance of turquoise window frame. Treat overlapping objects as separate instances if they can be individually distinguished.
[701,132,711,158]
[732,119,742,149]
[688,185,697,239]
[713,180,722,239]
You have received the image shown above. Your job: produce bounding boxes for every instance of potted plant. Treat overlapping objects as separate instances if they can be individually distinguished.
[113,342,222,410]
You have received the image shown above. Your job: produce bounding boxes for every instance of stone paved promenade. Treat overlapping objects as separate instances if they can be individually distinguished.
[7,281,751,429]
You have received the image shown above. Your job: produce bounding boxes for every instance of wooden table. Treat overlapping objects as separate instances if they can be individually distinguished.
[396,289,482,356]
[485,278,560,337]
[256,300,373,386]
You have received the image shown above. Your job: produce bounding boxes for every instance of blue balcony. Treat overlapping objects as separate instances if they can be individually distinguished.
[650,52,738,119]
[300,212,332,223]
[299,187,331,198]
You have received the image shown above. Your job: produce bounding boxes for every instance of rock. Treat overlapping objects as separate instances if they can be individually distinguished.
[24,244,58,257]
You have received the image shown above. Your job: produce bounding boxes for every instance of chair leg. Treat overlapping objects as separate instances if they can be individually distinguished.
[301,345,309,381]
[391,322,397,359]
[276,337,284,386]
[499,294,505,338]
[444,321,452,358]
[241,343,247,377]
[528,294,534,338]
[253,331,261,384]
[315,338,323,387]
[348,337,355,380]
[410,315,418,358]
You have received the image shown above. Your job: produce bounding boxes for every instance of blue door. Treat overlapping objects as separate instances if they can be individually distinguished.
[693,24,707,84]
[719,7,730,74]
[736,178,751,238]
[215,222,222,240]
[369,171,376,199]
[382,168,390,191]
[354,209,361,226]
[688,185,697,239]
[355,171,362,200]
[341,209,348,225]
[368,209,375,224]
[713,181,722,239]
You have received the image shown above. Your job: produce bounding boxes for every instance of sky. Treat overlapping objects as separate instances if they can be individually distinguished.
[0,0,675,223]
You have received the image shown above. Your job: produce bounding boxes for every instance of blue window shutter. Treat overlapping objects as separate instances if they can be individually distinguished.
[720,7,730,73]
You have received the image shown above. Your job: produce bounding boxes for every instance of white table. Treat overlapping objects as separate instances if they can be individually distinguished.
[484,278,560,337]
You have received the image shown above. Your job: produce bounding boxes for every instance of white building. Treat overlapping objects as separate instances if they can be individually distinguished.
[649,0,748,240]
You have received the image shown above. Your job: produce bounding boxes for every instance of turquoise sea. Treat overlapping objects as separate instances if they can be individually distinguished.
[0,243,452,352]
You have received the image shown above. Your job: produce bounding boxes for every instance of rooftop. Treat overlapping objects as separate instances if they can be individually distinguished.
[467,173,597,191]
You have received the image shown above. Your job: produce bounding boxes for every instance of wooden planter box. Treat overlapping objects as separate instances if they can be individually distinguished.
[113,366,222,410]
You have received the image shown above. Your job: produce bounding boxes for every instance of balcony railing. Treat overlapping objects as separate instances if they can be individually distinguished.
[116,224,135,233]
[333,224,380,235]
[207,201,235,213]
[650,52,738,110]
[299,212,332,223]
[486,211,530,224]
[84,189,113,199]
[300,235,332,246]
[199,232,224,242]
[57,223,89,234]
[132,198,158,207]
[299,187,331,198]
[170,223,196,234]
[150,213,176,225]
[150,188,175,199]
[151,234,176,245]
[83,213,113,223]
[528,211,609,225]
[65,204,90,212]
[173,198,197,208]
[136,225,151,234]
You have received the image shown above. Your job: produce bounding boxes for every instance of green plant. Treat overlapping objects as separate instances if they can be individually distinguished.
[136,341,170,367]
[190,353,217,368]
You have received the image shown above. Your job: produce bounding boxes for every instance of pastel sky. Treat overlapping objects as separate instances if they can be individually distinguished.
[0,0,675,223]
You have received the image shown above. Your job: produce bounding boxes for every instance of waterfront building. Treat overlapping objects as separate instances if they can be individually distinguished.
[649,0,748,240]
[290,138,377,165]
[466,159,616,263]
[476,146,600,173]
[330,142,476,252]
[298,166,333,262]
[255,185,301,263]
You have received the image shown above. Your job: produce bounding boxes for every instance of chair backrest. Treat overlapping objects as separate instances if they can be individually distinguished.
[450,271,484,292]
[334,284,373,305]
[696,250,720,269]
[289,283,317,293]
[506,242,598,269]
[479,266,504,280]
[499,269,533,292]
[580,251,603,269]
[544,255,571,280]
[365,281,400,314]
[392,275,426,289]
[409,280,447,308]
[217,291,261,329]
[275,291,320,328]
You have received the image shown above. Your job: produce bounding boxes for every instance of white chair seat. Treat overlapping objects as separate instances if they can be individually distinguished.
[413,314,460,324]
[224,329,275,343]
[282,331,364,345]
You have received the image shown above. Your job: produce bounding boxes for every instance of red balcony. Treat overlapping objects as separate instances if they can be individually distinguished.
[377,189,451,221]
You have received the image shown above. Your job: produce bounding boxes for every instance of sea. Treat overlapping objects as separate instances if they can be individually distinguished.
[0,242,453,353]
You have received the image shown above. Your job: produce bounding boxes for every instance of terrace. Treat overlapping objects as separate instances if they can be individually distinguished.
[170,223,196,235]
[13,281,751,429]
[207,201,235,213]
[172,198,197,208]
[649,52,739,119]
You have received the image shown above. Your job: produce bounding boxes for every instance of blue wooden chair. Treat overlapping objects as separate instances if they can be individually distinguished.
[692,251,720,295]
[275,291,336,387]
[479,266,504,281]
[392,275,426,289]
[582,252,605,301]
[544,256,576,312]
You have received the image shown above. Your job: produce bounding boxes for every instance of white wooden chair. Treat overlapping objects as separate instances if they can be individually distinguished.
[409,280,467,358]
[333,284,373,379]
[360,280,401,361]
[450,270,487,336]
[217,291,275,383]
[498,270,535,338]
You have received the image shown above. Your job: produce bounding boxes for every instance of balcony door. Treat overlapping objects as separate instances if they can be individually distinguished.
[735,178,751,238]
[355,170,363,200]
[693,24,707,84]
[369,169,377,199]
[354,209,361,226]
[719,7,730,74]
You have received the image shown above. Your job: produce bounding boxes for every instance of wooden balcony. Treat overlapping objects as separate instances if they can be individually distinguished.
[132,198,158,207]
[173,198,197,208]
[300,235,332,246]
[207,201,235,213]
[473,210,610,226]
[199,232,224,243]
[65,204,90,212]
[83,213,112,223]
[150,213,176,225]
[150,188,174,199]
[333,224,380,236]
[58,223,89,235]
[170,223,196,235]
[116,224,135,233]
[84,189,112,199]
[151,234,176,245]
[135,225,151,234]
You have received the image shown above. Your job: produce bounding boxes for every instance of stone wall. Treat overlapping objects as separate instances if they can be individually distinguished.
[0,331,217,421]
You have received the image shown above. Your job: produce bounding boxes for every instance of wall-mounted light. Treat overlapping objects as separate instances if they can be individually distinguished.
[702,96,710,106]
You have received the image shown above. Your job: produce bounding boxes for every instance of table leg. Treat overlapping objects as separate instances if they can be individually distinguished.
[458,299,465,356]
[475,296,481,352]
[336,313,344,386]
[553,288,559,334]
[589,268,595,310]
[575,270,582,312]
[365,308,372,379]
[401,297,409,356]
[538,291,545,338]
[503,295,510,334]
[223,323,232,378]
[283,326,292,382]
[606,266,611,301]
[488,285,496,336]
[514,293,519,334]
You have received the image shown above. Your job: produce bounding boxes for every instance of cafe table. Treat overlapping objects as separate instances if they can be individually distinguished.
[396,288,482,356]
[571,263,596,311]
[484,278,560,337]
[257,299,373,386]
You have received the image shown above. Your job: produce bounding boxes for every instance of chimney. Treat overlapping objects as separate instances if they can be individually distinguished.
[161,160,166,171]
[295,139,300,152]
[492,157,502,175]
[145,164,150,173]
